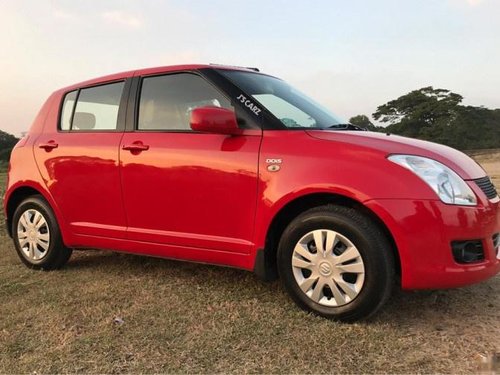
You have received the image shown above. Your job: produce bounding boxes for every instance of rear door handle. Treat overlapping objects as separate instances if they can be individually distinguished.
[39,141,59,151]
[122,142,150,152]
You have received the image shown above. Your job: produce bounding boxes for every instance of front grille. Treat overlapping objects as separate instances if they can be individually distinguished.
[473,176,498,200]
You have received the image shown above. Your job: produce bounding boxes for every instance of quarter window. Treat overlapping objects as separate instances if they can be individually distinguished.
[60,91,77,130]
[138,73,233,131]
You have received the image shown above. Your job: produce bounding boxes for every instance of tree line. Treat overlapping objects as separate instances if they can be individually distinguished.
[0,130,18,164]
[350,87,500,150]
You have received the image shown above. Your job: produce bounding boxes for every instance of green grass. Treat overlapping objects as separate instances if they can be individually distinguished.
[0,157,499,373]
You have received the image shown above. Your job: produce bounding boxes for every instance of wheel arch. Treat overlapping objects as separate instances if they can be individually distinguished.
[256,192,401,282]
[5,184,56,238]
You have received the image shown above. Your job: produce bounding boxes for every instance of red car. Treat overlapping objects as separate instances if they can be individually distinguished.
[3,64,500,321]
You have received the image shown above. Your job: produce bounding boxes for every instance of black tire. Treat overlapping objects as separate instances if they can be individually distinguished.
[12,195,72,270]
[277,204,395,322]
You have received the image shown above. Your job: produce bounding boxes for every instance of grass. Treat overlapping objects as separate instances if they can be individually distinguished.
[0,153,499,373]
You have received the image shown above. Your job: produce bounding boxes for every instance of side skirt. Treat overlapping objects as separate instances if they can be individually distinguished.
[69,233,256,271]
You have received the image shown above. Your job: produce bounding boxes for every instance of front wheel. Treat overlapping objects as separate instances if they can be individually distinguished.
[277,205,395,322]
[12,195,72,270]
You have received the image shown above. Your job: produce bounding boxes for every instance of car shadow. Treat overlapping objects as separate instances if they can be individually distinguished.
[65,249,247,277]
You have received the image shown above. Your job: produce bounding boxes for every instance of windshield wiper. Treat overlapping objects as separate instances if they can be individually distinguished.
[327,123,367,131]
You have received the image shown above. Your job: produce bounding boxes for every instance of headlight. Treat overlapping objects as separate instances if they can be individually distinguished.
[388,155,477,206]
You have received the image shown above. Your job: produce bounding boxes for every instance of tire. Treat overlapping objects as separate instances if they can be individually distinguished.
[12,195,72,270]
[277,204,395,322]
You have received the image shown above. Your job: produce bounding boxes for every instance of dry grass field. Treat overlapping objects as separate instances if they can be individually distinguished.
[0,151,499,374]
[469,149,500,187]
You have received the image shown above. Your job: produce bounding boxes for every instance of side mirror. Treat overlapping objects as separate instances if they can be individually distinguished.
[190,106,240,135]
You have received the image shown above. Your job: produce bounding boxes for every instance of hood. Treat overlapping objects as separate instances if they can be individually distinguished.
[306,130,486,180]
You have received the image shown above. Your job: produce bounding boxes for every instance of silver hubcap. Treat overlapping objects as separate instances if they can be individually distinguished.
[292,229,365,307]
[17,209,50,261]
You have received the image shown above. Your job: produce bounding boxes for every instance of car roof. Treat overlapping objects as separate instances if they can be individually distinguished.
[58,64,259,93]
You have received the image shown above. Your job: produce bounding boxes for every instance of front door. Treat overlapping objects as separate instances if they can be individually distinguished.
[119,72,261,254]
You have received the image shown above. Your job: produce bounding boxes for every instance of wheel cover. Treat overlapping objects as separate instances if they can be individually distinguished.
[17,209,51,261]
[292,229,365,307]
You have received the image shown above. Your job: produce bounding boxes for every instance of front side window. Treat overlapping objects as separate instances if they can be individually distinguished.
[219,70,346,129]
[59,81,125,131]
[138,73,233,131]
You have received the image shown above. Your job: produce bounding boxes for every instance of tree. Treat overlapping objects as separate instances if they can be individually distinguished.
[372,87,463,138]
[0,129,19,162]
[349,114,385,132]
[368,87,499,150]
[349,115,372,127]
[373,87,463,124]
[349,115,382,131]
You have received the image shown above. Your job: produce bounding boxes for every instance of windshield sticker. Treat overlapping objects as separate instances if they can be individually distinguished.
[236,94,262,116]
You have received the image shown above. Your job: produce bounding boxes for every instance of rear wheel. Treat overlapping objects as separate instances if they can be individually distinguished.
[12,195,72,270]
[277,205,395,322]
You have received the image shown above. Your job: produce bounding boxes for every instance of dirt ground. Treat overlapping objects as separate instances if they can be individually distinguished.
[0,151,498,374]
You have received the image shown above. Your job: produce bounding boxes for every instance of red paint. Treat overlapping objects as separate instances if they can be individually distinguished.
[3,64,499,290]
[190,106,240,135]
[119,130,261,254]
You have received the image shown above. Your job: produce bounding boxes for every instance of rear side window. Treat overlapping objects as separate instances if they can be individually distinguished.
[59,81,125,131]
[137,73,233,131]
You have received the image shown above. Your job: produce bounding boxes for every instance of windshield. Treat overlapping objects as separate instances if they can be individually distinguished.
[219,70,346,129]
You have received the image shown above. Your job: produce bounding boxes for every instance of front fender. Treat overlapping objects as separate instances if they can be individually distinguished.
[252,130,437,250]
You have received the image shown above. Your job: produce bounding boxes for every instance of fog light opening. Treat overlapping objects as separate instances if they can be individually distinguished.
[451,240,484,264]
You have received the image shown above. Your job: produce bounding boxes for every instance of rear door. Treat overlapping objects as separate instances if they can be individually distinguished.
[119,72,262,253]
[34,80,130,239]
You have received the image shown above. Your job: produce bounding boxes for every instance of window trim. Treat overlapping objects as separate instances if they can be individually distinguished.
[57,79,131,133]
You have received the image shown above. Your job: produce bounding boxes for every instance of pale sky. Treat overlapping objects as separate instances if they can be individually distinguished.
[1,0,499,136]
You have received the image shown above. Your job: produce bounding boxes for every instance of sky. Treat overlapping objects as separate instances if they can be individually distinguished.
[1,0,499,136]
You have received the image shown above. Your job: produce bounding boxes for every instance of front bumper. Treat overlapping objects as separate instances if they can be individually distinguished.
[365,198,500,290]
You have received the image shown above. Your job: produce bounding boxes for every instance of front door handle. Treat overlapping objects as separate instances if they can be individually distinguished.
[122,142,150,152]
[39,141,59,151]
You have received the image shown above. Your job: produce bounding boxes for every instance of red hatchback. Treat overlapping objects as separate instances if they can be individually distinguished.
[4,65,500,321]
